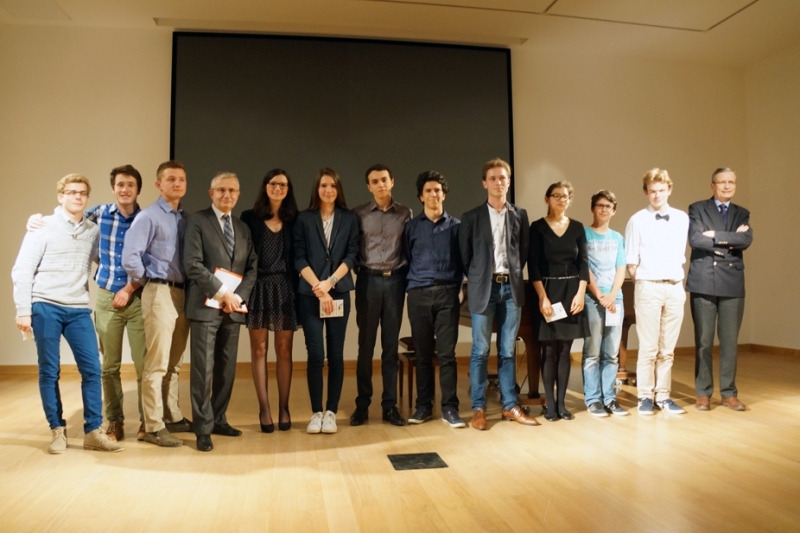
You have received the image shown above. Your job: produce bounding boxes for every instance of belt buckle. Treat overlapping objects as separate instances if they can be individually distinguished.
[382,270,391,277]
[494,274,509,284]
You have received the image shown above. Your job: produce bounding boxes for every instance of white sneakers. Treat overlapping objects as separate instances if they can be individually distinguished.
[321,411,337,434]
[48,426,67,454]
[307,412,324,433]
[83,427,124,452]
[307,411,338,434]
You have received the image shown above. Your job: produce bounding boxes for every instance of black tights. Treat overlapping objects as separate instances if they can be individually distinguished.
[541,340,573,416]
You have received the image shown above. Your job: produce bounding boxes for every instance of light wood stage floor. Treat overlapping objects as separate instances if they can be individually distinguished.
[1,350,799,533]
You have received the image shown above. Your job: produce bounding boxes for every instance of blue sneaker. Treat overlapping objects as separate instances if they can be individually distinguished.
[657,399,686,415]
[442,409,466,428]
[408,407,433,424]
[637,398,655,415]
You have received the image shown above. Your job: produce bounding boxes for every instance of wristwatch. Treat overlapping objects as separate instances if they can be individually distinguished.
[329,275,339,287]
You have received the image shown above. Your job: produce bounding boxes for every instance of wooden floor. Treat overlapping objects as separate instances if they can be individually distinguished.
[1,350,799,533]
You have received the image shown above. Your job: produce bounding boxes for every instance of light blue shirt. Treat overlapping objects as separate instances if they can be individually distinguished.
[122,196,187,283]
[585,227,625,298]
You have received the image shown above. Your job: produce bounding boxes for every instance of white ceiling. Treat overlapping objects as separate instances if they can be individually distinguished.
[1,0,799,66]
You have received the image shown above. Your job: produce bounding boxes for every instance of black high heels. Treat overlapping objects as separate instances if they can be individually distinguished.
[278,410,291,431]
[259,412,275,434]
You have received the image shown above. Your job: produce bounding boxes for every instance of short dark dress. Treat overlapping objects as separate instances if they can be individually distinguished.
[246,227,298,332]
[528,218,590,341]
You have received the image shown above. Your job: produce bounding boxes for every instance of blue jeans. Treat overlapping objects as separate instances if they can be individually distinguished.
[297,293,351,413]
[470,282,522,411]
[581,295,623,406]
[32,302,103,433]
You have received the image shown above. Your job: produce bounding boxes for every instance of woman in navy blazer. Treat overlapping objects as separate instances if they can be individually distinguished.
[294,167,359,434]
[241,169,299,433]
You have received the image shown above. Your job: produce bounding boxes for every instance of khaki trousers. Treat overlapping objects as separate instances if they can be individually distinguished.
[634,280,685,402]
[95,288,147,423]
[141,283,190,432]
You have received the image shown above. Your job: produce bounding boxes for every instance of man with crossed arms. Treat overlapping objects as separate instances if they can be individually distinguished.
[686,167,752,411]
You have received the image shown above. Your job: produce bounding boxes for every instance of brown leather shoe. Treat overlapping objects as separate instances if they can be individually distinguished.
[106,421,124,442]
[721,396,746,411]
[471,408,487,430]
[695,397,710,411]
[501,405,540,426]
[137,423,146,441]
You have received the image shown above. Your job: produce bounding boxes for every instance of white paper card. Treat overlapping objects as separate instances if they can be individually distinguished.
[320,299,345,318]
[605,307,622,326]
[205,268,244,310]
[545,302,568,323]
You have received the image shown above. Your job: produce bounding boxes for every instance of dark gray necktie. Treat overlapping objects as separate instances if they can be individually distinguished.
[719,204,728,227]
[222,214,234,258]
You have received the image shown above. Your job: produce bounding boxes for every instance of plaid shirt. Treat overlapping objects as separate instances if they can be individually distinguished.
[85,203,140,293]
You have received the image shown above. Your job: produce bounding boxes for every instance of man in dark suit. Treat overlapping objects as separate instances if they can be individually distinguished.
[459,158,538,429]
[686,167,752,412]
[183,172,257,451]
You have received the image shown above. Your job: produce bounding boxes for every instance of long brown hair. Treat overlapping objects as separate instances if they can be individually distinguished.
[307,167,348,211]
[252,168,298,222]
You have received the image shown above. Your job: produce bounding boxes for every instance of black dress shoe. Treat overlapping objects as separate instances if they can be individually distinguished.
[382,406,406,426]
[349,406,369,426]
[165,418,193,433]
[196,434,213,452]
[544,412,559,422]
[558,410,574,421]
[212,423,242,437]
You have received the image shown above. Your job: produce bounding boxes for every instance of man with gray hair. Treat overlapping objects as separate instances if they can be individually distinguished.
[686,168,752,411]
[12,174,122,454]
[183,172,257,451]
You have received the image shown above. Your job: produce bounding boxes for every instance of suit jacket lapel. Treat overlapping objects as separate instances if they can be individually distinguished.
[313,211,327,252]
[504,202,516,255]
[704,198,725,230]
[329,209,342,251]
[205,208,230,253]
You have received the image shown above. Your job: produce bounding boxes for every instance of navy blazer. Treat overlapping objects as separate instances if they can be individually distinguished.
[293,208,359,296]
[183,207,258,323]
[240,209,298,293]
[459,202,529,314]
[686,198,752,298]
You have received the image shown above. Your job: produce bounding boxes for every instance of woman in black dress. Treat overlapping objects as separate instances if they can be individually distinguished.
[240,169,299,432]
[528,181,590,421]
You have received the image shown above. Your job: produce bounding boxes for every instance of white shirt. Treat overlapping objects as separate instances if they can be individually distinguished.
[487,203,508,274]
[625,204,689,281]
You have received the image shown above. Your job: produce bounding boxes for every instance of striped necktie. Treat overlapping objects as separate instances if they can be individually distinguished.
[719,204,728,228]
[222,214,234,258]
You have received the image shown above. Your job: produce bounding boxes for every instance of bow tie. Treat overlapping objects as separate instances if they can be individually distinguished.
[655,213,670,222]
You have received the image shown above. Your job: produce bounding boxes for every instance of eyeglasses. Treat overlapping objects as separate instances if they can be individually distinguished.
[212,188,239,195]
[548,194,570,201]
[61,190,89,197]
[594,204,615,211]
[268,182,289,190]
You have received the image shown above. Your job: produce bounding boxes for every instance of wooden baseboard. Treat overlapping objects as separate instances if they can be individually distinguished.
[750,344,800,357]
[2,344,795,375]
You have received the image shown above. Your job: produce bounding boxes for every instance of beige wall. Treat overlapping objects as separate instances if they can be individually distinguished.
[745,41,800,349]
[1,23,793,367]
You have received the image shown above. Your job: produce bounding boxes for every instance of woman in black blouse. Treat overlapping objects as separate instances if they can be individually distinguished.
[528,181,590,421]
[240,169,299,432]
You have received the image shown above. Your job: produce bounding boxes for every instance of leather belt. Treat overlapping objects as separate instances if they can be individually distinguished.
[492,274,510,284]
[149,278,185,290]
[359,267,406,277]
[644,279,681,285]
